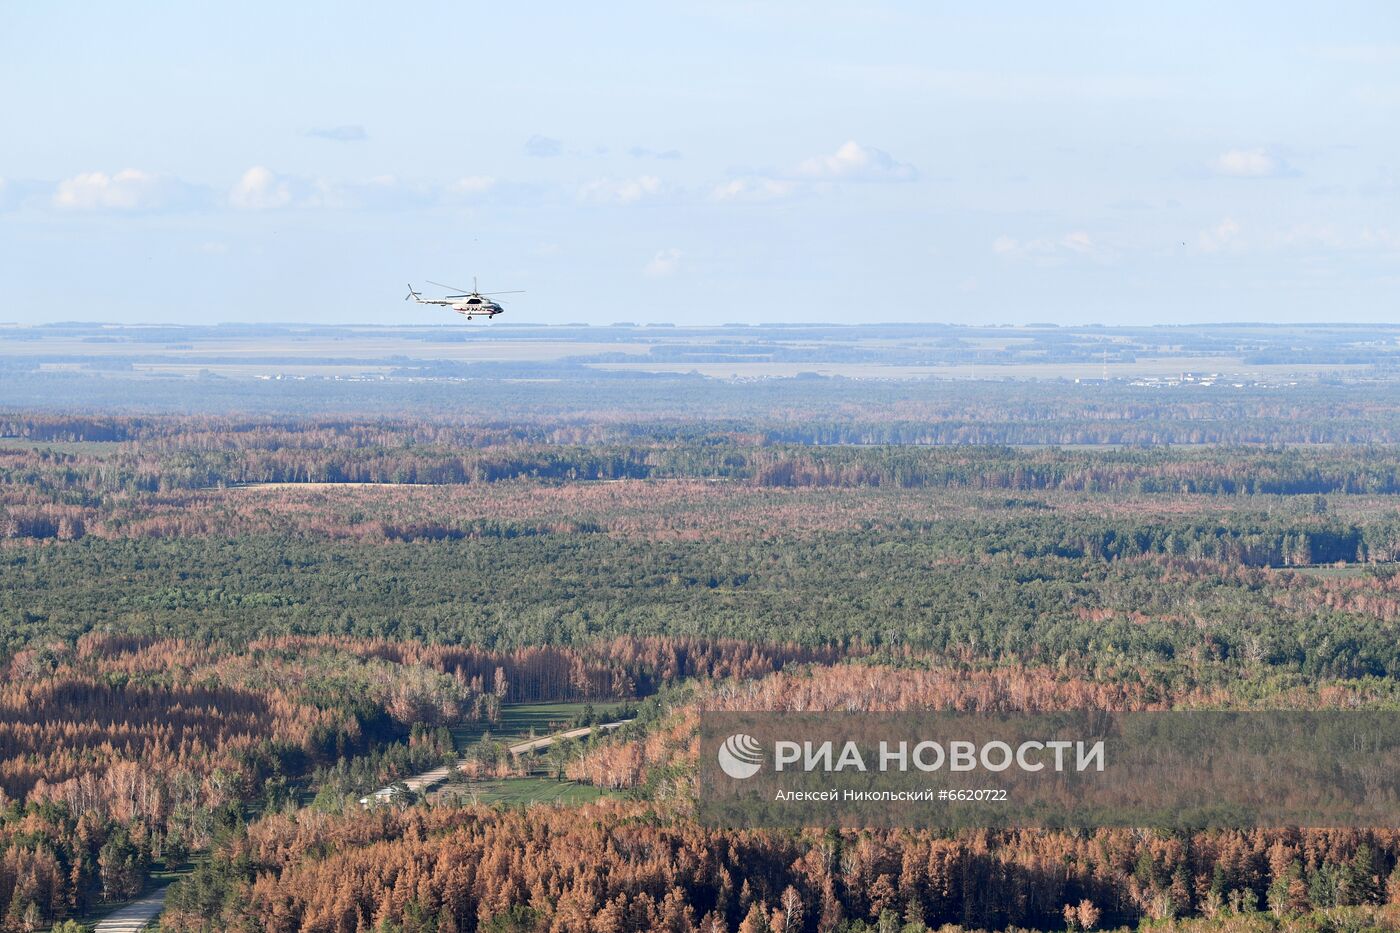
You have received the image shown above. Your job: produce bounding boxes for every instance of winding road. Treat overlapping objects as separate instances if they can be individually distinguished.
[94,886,168,933]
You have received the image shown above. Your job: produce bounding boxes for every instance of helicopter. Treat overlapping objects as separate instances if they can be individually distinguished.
[405,278,523,320]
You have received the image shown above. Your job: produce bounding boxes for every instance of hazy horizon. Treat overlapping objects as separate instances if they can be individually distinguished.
[7,318,1400,331]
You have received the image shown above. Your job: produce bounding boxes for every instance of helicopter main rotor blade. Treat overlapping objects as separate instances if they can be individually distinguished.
[427,279,474,294]
[480,290,525,296]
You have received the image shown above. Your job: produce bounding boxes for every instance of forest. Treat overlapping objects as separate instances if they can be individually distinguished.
[163,803,1400,933]
[0,632,828,927]
[4,407,1400,931]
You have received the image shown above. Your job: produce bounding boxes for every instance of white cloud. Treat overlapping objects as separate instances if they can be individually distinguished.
[1193,219,1400,255]
[578,175,661,204]
[994,231,1111,262]
[34,167,531,215]
[644,248,682,277]
[1059,231,1097,256]
[710,176,798,202]
[53,169,187,211]
[795,140,917,182]
[1213,149,1293,178]
[231,167,442,211]
[710,141,914,204]
[448,175,496,195]
[229,166,293,210]
[1197,217,1242,253]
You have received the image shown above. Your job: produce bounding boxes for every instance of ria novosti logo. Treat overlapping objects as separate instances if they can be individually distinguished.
[716,734,1107,780]
[717,733,764,779]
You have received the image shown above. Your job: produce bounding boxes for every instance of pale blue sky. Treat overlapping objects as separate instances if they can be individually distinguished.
[1,2,1397,325]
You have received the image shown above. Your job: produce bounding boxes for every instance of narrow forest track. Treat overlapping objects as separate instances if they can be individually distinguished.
[359,720,632,806]
[505,720,630,755]
[93,885,168,933]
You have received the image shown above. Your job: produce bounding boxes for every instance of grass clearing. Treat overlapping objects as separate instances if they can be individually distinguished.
[451,701,628,750]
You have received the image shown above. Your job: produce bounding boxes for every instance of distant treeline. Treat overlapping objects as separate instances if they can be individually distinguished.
[9,416,1400,495]
[13,377,1400,444]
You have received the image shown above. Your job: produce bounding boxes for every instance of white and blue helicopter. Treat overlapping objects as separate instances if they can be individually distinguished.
[405,278,523,320]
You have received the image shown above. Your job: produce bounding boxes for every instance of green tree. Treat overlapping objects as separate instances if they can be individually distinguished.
[98,829,148,902]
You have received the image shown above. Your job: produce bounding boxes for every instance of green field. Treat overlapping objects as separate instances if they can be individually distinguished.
[450,701,629,750]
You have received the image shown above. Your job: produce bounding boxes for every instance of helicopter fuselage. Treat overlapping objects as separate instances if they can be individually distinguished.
[452,299,503,318]
[450,303,501,322]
